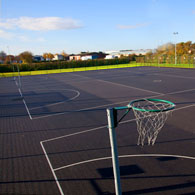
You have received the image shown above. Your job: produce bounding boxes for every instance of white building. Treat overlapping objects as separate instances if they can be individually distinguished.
[53,54,64,61]
[105,49,152,56]
[105,55,119,59]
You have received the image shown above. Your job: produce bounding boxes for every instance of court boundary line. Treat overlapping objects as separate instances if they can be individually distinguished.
[40,142,64,195]
[70,73,163,95]
[15,80,32,120]
[29,89,80,111]
[154,73,195,80]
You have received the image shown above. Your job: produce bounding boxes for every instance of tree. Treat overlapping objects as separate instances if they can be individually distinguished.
[43,53,54,61]
[48,53,54,60]
[43,53,48,60]
[19,51,33,63]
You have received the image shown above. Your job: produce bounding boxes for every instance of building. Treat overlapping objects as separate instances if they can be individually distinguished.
[52,54,64,61]
[69,52,106,61]
[69,55,81,61]
[105,49,152,57]
[33,55,45,62]
[105,55,119,59]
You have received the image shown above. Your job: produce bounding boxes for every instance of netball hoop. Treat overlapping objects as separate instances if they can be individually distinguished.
[130,98,175,146]
[106,98,175,195]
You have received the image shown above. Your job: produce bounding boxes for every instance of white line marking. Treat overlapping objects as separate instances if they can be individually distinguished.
[97,79,163,95]
[40,142,64,195]
[154,73,195,80]
[29,89,80,111]
[167,88,195,95]
[15,79,32,120]
[18,88,32,120]
[41,126,107,143]
[54,154,195,171]
[22,98,32,120]
[71,73,163,95]
[18,88,22,97]
[31,100,133,120]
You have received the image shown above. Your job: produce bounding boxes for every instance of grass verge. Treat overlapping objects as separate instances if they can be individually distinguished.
[0,63,138,77]
[0,63,194,77]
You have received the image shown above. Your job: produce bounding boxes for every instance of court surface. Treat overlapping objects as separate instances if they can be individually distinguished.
[0,66,195,195]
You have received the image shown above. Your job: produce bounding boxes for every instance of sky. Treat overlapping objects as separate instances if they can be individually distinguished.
[0,0,195,55]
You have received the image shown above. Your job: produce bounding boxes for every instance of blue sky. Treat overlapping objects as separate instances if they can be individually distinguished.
[0,0,195,55]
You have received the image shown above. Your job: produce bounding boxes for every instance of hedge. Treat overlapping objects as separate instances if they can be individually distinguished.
[0,58,131,73]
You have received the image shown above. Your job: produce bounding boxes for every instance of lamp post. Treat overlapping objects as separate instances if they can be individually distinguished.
[173,32,178,65]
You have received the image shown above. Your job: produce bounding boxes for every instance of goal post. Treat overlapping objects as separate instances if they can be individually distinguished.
[107,108,122,195]
[106,99,175,195]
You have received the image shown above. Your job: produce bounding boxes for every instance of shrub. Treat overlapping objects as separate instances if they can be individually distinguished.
[0,57,131,73]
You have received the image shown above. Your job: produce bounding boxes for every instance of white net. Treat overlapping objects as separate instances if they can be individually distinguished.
[131,99,174,146]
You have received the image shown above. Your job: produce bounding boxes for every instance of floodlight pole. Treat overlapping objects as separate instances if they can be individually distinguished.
[173,32,178,65]
[107,108,122,195]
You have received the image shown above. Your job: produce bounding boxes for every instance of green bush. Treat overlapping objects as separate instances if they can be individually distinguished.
[0,57,131,73]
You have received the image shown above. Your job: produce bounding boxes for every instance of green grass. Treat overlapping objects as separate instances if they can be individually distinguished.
[0,62,194,78]
[135,63,195,69]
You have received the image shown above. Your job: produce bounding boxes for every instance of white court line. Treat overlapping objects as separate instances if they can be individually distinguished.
[22,98,32,120]
[41,125,107,143]
[71,73,163,95]
[40,142,64,195]
[96,79,163,95]
[167,88,195,95]
[29,89,80,111]
[154,73,195,80]
[54,154,195,171]
[15,81,32,120]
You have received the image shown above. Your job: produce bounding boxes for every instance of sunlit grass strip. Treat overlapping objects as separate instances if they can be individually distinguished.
[1,63,194,78]
[0,63,138,77]
[136,63,195,68]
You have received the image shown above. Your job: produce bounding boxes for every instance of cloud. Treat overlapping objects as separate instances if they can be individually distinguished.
[0,29,14,39]
[0,29,46,43]
[18,35,46,42]
[117,23,149,29]
[0,17,82,31]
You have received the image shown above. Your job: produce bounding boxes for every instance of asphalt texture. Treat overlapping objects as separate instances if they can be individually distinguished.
[0,66,195,195]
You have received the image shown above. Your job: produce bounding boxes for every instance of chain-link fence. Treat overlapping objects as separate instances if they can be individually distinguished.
[135,55,195,68]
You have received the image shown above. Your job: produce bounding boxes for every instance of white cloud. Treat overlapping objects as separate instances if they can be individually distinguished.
[0,29,14,39]
[117,23,149,29]
[18,35,46,42]
[0,28,46,43]
[0,17,82,31]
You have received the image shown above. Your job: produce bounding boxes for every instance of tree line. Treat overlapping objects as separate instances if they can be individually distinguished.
[0,51,69,64]
[136,41,195,64]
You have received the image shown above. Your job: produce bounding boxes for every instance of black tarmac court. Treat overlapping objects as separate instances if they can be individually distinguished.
[0,66,195,195]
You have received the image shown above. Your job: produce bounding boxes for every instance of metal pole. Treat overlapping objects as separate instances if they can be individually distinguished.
[16,64,22,90]
[107,108,122,195]
[173,32,178,65]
